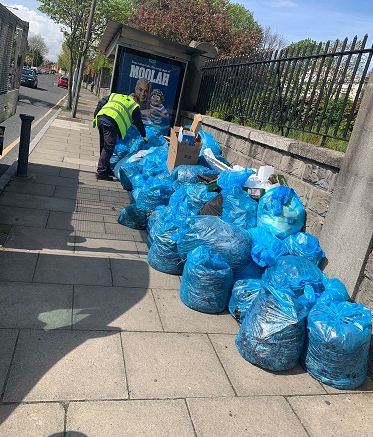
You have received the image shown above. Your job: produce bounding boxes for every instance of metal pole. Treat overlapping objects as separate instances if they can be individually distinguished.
[71,0,97,118]
[17,114,34,178]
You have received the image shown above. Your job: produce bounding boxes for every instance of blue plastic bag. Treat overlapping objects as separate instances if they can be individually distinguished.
[180,246,234,313]
[222,186,258,229]
[148,200,192,273]
[233,259,264,281]
[171,165,216,189]
[236,286,308,371]
[257,186,306,239]
[199,129,222,156]
[177,216,253,274]
[148,220,184,275]
[248,227,288,267]
[146,205,168,248]
[135,177,173,212]
[217,168,255,190]
[284,232,325,266]
[300,300,372,389]
[262,255,326,297]
[228,279,264,323]
[117,204,148,230]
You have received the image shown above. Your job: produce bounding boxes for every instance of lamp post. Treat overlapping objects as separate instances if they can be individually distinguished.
[71,0,97,118]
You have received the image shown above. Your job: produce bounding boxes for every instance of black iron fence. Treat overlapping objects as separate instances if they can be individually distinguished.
[196,35,373,149]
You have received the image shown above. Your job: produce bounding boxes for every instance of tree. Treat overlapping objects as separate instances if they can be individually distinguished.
[260,26,288,53]
[27,35,48,67]
[127,0,263,58]
[39,0,133,108]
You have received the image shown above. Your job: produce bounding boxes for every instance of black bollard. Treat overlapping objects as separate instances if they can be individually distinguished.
[0,125,5,155]
[17,114,35,178]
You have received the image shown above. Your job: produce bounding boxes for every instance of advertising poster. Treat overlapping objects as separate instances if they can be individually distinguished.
[112,46,186,135]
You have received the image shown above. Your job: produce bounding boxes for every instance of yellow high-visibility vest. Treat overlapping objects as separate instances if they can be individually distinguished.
[96,93,139,138]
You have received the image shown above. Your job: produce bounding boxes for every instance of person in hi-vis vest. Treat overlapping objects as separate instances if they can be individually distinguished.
[93,93,148,181]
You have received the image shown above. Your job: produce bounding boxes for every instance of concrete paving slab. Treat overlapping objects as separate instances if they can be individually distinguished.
[28,155,63,165]
[47,211,105,232]
[59,167,82,179]
[0,250,39,282]
[72,285,162,331]
[31,148,81,159]
[288,393,373,437]
[187,396,307,437]
[64,157,97,167]
[3,330,127,402]
[33,253,112,285]
[153,289,240,334]
[0,329,18,392]
[33,173,80,188]
[5,226,75,252]
[74,235,139,257]
[0,205,49,227]
[76,198,123,215]
[209,333,326,396]
[53,185,97,201]
[66,399,195,437]
[99,190,131,203]
[135,240,150,258]
[121,331,235,398]
[0,282,73,330]
[104,222,145,238]
[0,191,77,212]
[27,162,61,176]
[4,180,56,197]
[111,257,181,289]
[0,403,65,437]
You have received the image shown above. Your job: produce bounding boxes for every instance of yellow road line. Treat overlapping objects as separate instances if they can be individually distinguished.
[1,94,67,157]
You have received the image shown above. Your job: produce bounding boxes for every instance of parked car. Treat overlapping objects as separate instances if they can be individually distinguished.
[57,76,68,88]
[21,68,38,88]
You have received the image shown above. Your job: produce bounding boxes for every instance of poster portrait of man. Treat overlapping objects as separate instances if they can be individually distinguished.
[111,47,186,135]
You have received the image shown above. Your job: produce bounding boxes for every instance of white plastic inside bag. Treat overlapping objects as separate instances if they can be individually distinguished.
[202,148,231,173]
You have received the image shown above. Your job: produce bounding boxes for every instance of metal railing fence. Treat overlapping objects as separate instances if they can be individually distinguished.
[196,35,373,147]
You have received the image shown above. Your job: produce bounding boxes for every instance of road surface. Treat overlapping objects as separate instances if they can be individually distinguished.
[0,73,68,177]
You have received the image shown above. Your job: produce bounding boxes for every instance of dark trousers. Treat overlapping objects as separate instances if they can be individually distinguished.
[97,119,118,176]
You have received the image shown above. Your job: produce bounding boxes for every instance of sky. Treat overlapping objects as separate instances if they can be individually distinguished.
[4,0,373,63]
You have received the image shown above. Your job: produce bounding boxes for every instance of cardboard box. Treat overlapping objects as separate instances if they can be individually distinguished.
[166,114,203,172]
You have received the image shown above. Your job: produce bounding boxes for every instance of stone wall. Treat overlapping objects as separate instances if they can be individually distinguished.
[180,111,344,240]
[0,90,19,124]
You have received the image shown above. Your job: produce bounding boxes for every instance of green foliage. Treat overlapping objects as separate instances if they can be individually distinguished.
[92,53,114,73]
[127,0,263,57]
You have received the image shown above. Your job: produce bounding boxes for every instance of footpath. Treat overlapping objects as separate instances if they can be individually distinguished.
[0,87,372,437]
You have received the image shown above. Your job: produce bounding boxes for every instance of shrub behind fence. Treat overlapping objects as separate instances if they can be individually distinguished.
[196,35,373,149]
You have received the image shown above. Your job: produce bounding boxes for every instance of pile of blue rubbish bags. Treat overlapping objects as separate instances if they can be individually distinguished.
[111,124,372,390]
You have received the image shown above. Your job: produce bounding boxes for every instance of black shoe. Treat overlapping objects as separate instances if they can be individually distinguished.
[96,173,113,181]
[107,169,115,177]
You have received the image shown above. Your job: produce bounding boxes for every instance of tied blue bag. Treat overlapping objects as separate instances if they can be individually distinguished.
[228,279,264,323]
[300,300,372,389]
[222,186,258,229]
[177,216,253,274]
[235,286,308,371]
[262,255,326,297]
[248,227,288,267]
[180,246,234,313]
[284,232,325,266]
[257,186,305,239]
[148,201,191,275]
